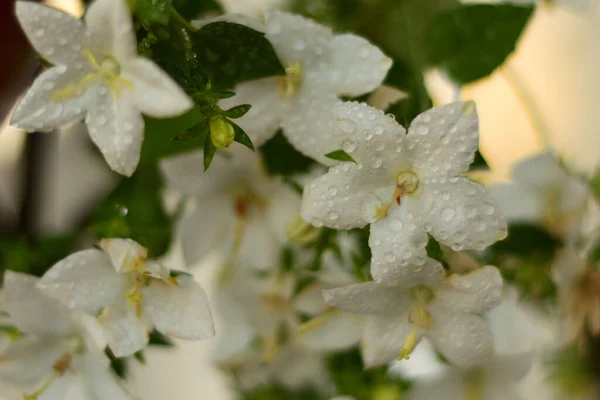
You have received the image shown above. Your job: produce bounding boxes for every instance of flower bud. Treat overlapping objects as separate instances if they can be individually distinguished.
[209,116,235,149]
[286,215,320,245]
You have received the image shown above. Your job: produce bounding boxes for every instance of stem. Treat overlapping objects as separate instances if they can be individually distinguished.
[500,64,556,156]
[170,7,197,32]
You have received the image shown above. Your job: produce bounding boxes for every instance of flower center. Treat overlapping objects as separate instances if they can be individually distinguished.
[51,50,133,102]
[376,170,420,218]
[399,285,435,360]
[277,62,302,99]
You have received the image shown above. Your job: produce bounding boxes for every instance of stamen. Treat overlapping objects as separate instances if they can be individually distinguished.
[125,287,144,317]
[298,309,338,334]
[376,184,405,218]
[398,326,419,360]
[277,62,303,99]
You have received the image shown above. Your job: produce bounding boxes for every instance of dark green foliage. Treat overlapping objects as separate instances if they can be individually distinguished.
[172,0,223,19]
[224,104,252,119]
[470,150,489,170]
[260,132,314,177]
[231,121,256,151]
[148,329,176,347]
[490,223,560,262]
[425,235,445,266]
[425,4,534,83]
[135,0,174,28]
[106,347,128,379]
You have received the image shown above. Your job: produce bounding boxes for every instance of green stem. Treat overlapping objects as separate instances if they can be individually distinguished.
[170,7,197,32]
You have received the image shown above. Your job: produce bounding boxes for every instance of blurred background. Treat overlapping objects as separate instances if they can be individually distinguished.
[1,0,599,399]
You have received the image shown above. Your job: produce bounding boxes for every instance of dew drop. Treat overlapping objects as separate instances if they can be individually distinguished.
[441,208,455,222]
[311,217,323,227]
[328,186,338,196]
[370,158,383,169]
[341,139,356,153]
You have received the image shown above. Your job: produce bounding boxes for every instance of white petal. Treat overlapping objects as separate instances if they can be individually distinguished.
[98,302,149,357]
[362,314,413,368]
[552,246,587,290]
[323,281,411,315]
[367,85,408,110]
[38,249,127,315]
[193,13,266,33]
[436,266,504,314]
[299,311,362,351]
[408,102,479,179]
[368,203,433,284]
[0,337,64,386]
[78,348,137,400]
[488,183,541,223]
[98,238,148,273]
[264,10,332,71]
[122,57,193,118]
[486,352,533,383]
[511,153,567,189]
[324,34,392,97]
[85,0,137,63]
[11,66,90,131]
[142,275,214,340]
[421,178,507,251]
[220,78,287,146]
[295,283,328,316]
[2,271,73,336]
[301,163,383,230]
[85,89,144,176]
[237,213,283,270]
[179,196,236,266]
[427,312,493,367]
[15,1,88,66]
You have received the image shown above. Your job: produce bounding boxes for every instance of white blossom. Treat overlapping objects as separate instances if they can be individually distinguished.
[12,0,193,176]
[218,10,392,164]
[490,153,589,236]
[302,101,507,283]
[323,261,503,368]
[160,148,300,268]
[0,271,137,400]
[36,239,214,357]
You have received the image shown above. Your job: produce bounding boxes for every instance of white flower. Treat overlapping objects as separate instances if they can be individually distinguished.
[160,148,300,268]
[490,153,588,236]
[37,238,214,357]
[218,10,392,164]
[0,271,137,400]
[301,101,507,283]
[12,0,193,176]
[323,261,503,368]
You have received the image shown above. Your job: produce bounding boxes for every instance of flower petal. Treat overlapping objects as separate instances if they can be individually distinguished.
[299,310,362,351]
[487,352,533,383]
[38,249,127,315]
[98,302,149,357]
[0,336,65,386]
[78,347,137,400]
[15,1,89,66]
[10,66,90,131]
[323,281,410,315]
[220,77,287,147]
[122,57,193,118]
[264,10,332,71]
[436,266,504,314]
[368,203,434,285]
[301,163,383,230]
[427,312,493,367]
[407,101,479,179]
[98,238,148,273]
[142,275,214,340]
[2,271,74,336]
[324,34,392,97]
[85,88,144,177]
[85,0,137,63]
[488,183,541,223]
[362,314,413,368]
[421,178,507,251]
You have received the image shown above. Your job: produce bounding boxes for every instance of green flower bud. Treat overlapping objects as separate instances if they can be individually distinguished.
[210,116,235,149]
[286,215,321,245]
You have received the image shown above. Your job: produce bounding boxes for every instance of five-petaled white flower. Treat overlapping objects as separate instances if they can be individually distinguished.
[302,101,507,283]
[12,0,193,176]
[0,271,137,400]
[37,238,214,357]
[218,10,392,164]
[160,148,300,269]
[490,153,589,237]
[323,261,503,368]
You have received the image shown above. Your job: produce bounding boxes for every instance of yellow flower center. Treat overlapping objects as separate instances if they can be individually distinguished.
[377,170,420,218]
[399,285,434,360]
[277,62,302,99]
[51,50,133,101]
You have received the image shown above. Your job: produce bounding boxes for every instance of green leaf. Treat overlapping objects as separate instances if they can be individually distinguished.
[106,348,128,379]
[172,0,223,19]
[490,223,560,262]
[230,120,255,151]
[223,104,252,119]
[191,21,285,89]
[259,131,314,177]
[148,329,175,347]
[214,90,236,99]
[425,4,534,83]
[133,351,146,364]
[135,0,173,27]
[171,121,209,142]
[203,138,217,171]
[426,235,444,264]
[324,150,356,163]
[89,168,172,258]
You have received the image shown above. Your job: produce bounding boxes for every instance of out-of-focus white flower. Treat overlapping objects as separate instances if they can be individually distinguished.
[0,271,137,400]
[12,0,193,176]
[160,148,300,269]
[551,246,600,344]
[219,10,392,164]
[324,261,503,368]
[490,153,589,236]
[302,101,507,283]
[37,239,214,357]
